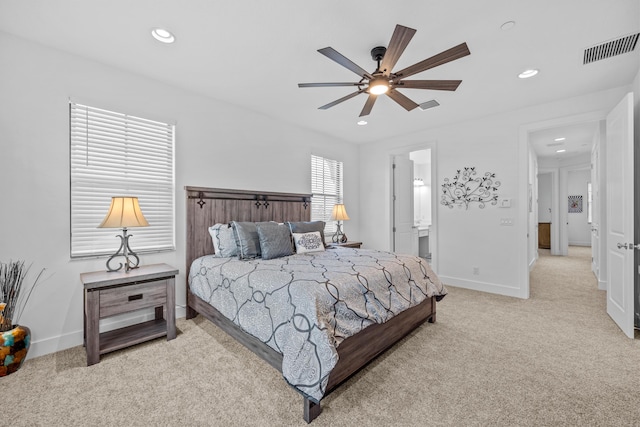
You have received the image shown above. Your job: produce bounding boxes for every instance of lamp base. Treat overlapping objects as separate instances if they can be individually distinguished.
[331,223,348,244]
[106,228,141,273]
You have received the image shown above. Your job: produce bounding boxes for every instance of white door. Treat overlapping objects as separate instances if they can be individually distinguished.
[606,92,634,338]
[392,155,417,255]
[591,147,599,277]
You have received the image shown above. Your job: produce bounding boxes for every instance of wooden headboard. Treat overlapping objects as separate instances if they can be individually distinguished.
[185,186,312,271]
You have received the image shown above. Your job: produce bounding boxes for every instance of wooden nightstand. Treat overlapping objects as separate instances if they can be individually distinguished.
[330,241,362,249]
[81,263,178,366]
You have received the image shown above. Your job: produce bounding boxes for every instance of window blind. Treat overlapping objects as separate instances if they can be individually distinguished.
[70,102,175,258]
[311,154,343,234]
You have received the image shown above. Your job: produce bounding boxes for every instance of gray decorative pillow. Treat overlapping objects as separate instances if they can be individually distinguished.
[292,231,325,254]
[231,221,265,260]
[256,222,294,260]
[208,223,238,257]
[286,221,327,247]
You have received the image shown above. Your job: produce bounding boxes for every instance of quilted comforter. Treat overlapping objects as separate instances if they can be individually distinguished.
[188,247,447,402]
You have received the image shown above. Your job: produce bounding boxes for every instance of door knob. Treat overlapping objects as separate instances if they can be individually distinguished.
[617,243,640,250]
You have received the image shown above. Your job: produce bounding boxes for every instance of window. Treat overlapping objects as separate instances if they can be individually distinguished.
[70,102,175,258]
[311,154,343,234]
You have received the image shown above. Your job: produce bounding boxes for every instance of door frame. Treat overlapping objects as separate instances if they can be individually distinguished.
[388,141,439,273]
[537,168,561,255]
[521,110,607,298]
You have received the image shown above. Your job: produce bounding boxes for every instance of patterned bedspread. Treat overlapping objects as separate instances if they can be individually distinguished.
[188,247,447,402]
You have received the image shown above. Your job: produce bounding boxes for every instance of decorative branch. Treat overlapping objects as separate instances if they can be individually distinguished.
[441,167,501,210]
[0,261,46,332]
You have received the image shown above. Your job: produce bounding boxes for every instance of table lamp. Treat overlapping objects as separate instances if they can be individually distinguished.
[330,204,350,243]
[98,196,149,272]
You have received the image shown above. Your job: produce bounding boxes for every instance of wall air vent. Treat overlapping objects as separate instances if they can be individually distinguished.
[583,33,639,64]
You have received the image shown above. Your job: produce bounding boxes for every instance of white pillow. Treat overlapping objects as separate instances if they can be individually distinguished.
[292,231,325,254]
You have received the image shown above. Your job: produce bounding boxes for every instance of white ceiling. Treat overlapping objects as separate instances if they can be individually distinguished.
[529,121,600,161]
[1,0,638,146]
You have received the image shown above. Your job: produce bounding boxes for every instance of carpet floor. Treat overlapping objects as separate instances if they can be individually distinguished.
[4,246,640,426]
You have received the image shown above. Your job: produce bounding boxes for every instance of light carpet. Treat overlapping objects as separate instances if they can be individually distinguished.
[4,246,640,426]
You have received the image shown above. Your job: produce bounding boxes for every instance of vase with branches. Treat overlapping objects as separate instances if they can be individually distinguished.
[0,261,44,332]
[0,260,45,376]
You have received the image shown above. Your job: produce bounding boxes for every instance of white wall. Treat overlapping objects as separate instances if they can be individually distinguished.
[359,85,631,299]
[0,33,360,358]
[567,169,591,246]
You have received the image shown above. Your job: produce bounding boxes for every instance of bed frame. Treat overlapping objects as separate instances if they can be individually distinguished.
[185,186,436,423]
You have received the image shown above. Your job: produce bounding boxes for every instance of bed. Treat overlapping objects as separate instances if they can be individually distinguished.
[185,186,446,422]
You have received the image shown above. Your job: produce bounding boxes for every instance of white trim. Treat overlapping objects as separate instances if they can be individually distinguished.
[520,110,607,299]
[387,141,439,274]
[440,276,524,299]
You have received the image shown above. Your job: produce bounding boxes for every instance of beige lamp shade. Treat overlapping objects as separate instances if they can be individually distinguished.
[98,197,149,229]
[330,204,350,221]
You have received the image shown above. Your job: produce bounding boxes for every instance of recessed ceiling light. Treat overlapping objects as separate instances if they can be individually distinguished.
[357,120,367,126]
[556,149,566,153]
[151,28,175,44]
[518,69,539,79]
[554,137,566,141]
[501,21,516,31]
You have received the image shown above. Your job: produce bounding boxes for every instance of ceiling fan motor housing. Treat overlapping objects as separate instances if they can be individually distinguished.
[371,46,387,62]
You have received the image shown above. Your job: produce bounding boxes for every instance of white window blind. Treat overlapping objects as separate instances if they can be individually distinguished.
[311,154,343,234]
[70,102,175,258]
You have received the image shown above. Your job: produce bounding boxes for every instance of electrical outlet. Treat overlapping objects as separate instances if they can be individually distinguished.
[473,267,480,275]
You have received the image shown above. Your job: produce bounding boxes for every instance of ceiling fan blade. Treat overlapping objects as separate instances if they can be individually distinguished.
[298,82,363,88]
[394,79,462,91]
[359,94,377,117]
[318,89,366,110]
[386,89,419,111]
[318,47,373,79]
[394,42,470,79]
[379,25,416,75]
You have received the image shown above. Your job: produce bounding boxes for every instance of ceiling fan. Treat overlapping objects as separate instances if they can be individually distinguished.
[298,24,470,117]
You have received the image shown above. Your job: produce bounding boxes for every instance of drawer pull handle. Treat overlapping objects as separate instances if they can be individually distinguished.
[128,294,143,301]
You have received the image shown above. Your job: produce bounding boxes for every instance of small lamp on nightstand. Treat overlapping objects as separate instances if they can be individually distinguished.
[330,203,350,243]
[98,196,149,273]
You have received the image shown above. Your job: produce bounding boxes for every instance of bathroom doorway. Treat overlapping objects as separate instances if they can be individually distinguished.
[410,149,433,261]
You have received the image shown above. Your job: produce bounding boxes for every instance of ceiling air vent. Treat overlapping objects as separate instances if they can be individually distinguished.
[419,100,440,111]
[583,33,639,64]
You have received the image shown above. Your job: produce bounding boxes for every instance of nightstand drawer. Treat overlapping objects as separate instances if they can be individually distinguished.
[99,280,167,318]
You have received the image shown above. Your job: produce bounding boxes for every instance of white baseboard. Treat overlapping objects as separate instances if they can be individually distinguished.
[598,279,606,291]
[439,275,526,299]
[568,242,591,247]
[27,305,187,360]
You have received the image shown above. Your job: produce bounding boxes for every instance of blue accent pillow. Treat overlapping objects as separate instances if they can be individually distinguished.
[231,221,267,260]
[208,223,238,257]
[256,222,294,260]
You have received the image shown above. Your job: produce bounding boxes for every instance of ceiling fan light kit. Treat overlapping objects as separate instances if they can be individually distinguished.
[368,75,390,95]
[298,24,470,117]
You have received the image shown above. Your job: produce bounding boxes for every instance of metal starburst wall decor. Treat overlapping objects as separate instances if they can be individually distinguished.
[441,167,501,210]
